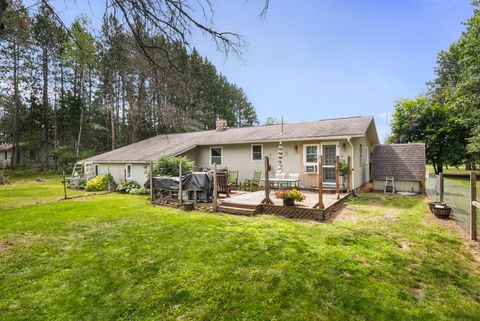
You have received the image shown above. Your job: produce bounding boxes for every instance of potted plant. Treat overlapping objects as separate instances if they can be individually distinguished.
[275,189,306,206]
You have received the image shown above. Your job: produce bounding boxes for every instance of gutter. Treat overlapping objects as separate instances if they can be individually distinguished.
[347,137,355,192]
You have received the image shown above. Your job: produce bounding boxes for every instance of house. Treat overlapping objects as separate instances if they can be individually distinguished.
[371,143,426,193]
[78,115,380,191]
[0,143,12,168]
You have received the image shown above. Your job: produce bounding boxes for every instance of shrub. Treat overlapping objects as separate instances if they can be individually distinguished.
[116,181,140,194]
[103,173,117,190]
[153,156,193,177]
[129,187,149,195]
[339,160,348,176]
[85,176,108,192]
[274,189,305,202]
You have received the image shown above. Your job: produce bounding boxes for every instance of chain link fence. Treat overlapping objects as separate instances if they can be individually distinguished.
[426,172,480,234]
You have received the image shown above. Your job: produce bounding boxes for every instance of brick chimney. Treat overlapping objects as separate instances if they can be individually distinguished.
[215,119,228,131]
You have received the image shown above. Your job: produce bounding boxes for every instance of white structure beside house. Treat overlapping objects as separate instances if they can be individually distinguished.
[0,143,12,168]
[371,144,426,193]
[79,116,380,191]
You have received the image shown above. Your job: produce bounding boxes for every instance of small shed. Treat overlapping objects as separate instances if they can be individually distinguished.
[371,144,426,194]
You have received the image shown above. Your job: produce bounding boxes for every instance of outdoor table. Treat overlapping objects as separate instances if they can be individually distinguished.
[260,178,300,189]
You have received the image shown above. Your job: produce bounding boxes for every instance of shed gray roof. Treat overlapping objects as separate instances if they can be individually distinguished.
[371,144,426,182]
[81,115,377,162]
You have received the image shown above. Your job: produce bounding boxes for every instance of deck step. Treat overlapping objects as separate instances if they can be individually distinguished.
[217,204,257,216]
[218,202,258,210]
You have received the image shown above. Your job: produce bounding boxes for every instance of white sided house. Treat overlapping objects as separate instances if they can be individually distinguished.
[78,116,380,191]
[0,143,13,168]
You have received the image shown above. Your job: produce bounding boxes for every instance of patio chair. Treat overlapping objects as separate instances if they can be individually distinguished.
[272,172,285,189]
[228,170,239,190]
[216,170,230,197]
[244,170,262,191]
[288,173,300,188]
[384,176,395,194]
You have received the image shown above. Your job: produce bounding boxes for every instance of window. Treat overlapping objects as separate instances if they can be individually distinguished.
[304,144,318,173]
[251,144,263,161]
[94,164,99,176]
[126,164,132,179]
[359,144,363,167]
[210,147,222,165]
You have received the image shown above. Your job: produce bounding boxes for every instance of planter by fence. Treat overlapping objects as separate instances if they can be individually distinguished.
[428,201,446,213]
[432,205,452,219]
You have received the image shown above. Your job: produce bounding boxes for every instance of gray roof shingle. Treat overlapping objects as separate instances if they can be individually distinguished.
[81,116,375,162]
[371,144,426,181]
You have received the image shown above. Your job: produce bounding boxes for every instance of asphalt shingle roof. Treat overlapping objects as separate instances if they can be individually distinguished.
[81,116,375,162]
[371,144,426,181]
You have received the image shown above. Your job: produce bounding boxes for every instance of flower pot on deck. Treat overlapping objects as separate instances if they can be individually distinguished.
[283,198,295,206]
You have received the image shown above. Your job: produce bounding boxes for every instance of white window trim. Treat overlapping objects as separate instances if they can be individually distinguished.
[126,164,132,180]
[304,144,319,174]
[251,144,263,162]
[210,146,223,166]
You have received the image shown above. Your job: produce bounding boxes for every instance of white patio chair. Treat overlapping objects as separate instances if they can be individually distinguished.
[384,176,395,194]
[273,172,285,189]
[288,173,300,188]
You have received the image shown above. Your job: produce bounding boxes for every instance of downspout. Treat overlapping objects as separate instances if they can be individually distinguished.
[347,137,355,193]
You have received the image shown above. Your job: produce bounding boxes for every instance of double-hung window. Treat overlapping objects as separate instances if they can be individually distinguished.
[304,144,319,173]
[210,147,223,165]
[251,144,263,161]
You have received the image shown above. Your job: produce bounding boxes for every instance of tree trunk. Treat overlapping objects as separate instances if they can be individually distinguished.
[11,38,21,168]
[42,46,49,169]
[76,71,84,158]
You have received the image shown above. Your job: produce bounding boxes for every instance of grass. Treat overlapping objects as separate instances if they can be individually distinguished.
[0,170,90,209]
[1,176,480,320]
[426,165,476,177]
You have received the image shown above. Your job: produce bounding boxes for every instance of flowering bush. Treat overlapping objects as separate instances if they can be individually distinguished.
[85,176,108,192]
[274,189,305,202]
[116,181,141,194]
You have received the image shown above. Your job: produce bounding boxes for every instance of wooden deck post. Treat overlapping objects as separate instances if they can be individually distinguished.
[471,171,477,241]
[261,156,274,204]
[178,160,183,207]
[347,156,351,192]
[213,164,218,211]
[313,155,324,209]
[149,161,154,202]
[336,155,340,200]
[439,173,444,203]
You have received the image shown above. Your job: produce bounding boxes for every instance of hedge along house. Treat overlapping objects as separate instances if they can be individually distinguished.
[371,144,426,194]
[78,115,380,191]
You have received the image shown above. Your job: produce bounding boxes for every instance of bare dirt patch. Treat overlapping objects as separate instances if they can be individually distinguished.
[332,204,401,223]
[0,240,13,251]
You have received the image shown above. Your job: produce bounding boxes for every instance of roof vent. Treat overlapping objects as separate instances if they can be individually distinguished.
[216,119,228,131]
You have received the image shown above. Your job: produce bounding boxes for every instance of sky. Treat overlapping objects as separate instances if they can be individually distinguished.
[29,0,474,142]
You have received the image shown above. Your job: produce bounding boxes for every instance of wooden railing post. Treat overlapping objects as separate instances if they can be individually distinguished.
[336,155,340,200]
[178,160,183,207]
[213,164,218,211]
[313,155,324,209]
[149,161,154,202]
[347,156,351,192]
[261,156,273,204]
[471,171,477,241]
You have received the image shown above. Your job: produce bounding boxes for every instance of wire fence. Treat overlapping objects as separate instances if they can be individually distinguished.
[425,172,480,234]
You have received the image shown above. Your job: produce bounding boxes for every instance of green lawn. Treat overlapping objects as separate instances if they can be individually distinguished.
[1,177,480,320]
[0,171,89,209]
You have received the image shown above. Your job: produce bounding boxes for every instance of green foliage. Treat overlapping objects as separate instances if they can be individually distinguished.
[116,181,140,194]
[339,159,347,176]
[274,189,305,202]
[153,156,193,177]
[85,175,109,192]
[128,187,149,195]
